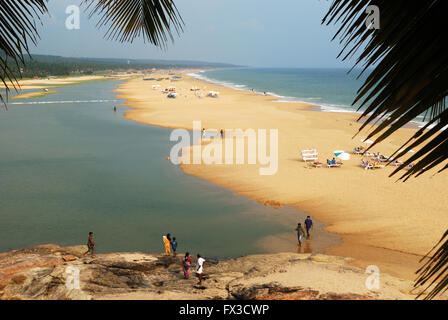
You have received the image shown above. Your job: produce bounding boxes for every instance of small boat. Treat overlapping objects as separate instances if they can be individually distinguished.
[167,92,177,98]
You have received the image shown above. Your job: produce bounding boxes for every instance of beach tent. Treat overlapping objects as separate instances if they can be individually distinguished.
[207,91,220,98]
[167,92,177,98]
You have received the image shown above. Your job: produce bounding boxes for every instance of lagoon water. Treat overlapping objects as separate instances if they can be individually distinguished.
[0,80,325,257]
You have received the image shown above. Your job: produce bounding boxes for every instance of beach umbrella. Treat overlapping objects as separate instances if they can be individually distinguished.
[334,150,351,160]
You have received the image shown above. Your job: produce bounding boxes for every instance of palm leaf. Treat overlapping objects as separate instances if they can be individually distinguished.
[323,0,448,299]
[0,0,184,105]
[0,0,48,104]
[415,231,448,300]
[82,0,184,47]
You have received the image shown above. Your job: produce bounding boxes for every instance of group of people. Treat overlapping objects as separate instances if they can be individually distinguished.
[360,158,384,170]
[82,219,315,286]
[163,233,206,285]
[162,233,178,256]
[295,216,313,246]
[201,128,224,139]
[182,252,206,285]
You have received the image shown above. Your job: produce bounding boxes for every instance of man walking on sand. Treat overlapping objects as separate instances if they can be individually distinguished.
[196,254,206,285]
[304,216,313,239]
[295,223,306,246]
[83,232,96,258]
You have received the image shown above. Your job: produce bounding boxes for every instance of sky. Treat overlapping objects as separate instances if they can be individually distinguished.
[31,0,355,68]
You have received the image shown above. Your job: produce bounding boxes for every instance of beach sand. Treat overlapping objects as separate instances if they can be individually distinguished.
[1,74,136,91]
[115,71,448,281]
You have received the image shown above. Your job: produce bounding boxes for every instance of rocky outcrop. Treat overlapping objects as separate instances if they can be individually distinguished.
[0,245,436,300]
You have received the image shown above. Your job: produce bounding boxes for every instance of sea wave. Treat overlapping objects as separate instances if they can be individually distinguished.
[188,71,432,128]
[189,71,358,114]
[187,72,249,92]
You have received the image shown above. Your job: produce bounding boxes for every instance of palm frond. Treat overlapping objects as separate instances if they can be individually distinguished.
[0,0,184,105]
[83,0,184,47]
[0,0,48,104]
[323,0,448,299]
[323,0,448,181]
[415,231,448,300]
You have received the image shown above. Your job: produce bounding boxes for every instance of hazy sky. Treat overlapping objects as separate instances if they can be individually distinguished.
[32,0,354,68]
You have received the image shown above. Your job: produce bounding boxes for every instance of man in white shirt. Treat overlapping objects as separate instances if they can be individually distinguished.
[196,254,206,285]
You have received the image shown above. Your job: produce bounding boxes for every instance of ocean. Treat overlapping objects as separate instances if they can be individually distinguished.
[190,67,427,125]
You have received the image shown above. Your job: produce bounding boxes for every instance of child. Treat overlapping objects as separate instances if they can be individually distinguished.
[83,232,96,258]
[171,237,178,257]
[295,223,306,246]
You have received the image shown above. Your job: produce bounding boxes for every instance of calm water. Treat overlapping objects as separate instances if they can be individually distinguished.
[0,80,331,257]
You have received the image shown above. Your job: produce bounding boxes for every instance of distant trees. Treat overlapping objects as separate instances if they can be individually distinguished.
[0,0,183,101]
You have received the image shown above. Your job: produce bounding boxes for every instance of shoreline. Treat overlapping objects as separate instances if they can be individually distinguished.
[115,70,448,281]
[188,70,426,130]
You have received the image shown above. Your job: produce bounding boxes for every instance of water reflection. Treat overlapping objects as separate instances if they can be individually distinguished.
[297,239,313,254]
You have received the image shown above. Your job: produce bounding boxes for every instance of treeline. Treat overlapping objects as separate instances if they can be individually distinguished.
[4,54,238,78]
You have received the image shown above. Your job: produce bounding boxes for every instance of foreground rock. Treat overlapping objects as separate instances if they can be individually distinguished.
[0,245,435,300]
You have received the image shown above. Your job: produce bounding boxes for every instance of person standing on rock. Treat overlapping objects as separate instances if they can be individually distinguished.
[163,233,172,256]
[196,254,206,285]
[304,216,313,239]
[171,237,178,257]
[183,252,192,279]
[295,223,306,246]
[83,232,96,258]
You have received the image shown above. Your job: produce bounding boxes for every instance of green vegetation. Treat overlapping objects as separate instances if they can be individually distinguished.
[7,54,239,79]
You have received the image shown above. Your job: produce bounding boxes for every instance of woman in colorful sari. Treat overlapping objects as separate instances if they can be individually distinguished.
[183,252,192,279]
[163,233,172,255]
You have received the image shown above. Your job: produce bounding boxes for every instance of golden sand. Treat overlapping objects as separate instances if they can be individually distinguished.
[115,71,448,280]
[1,74,137,91]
